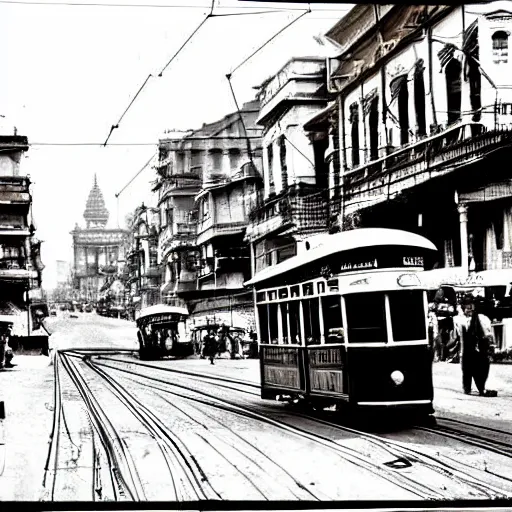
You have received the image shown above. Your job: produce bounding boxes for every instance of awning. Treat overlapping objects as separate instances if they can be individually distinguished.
[390,74,408,102]
[363,88,378,117]
[459,181,512,203]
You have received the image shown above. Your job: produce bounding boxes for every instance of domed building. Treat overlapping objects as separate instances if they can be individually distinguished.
[71,175,129,302]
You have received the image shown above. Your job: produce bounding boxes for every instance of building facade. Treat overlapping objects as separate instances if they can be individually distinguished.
[124,203,162,317]
[245,57,332,276]
[0,132,45,336]
[71,175,129,302]
[324,2,512,290]
[155,100,263,329]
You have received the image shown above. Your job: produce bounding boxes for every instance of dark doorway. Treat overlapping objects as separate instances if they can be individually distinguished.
[313,136,329,189]
[350,103,360,167]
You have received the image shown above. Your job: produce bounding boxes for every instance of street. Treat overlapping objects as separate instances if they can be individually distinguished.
[2,313,512,503]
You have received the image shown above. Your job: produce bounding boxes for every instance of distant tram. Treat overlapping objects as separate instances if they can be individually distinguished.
[135,304,193,360]
[245,228,438,417]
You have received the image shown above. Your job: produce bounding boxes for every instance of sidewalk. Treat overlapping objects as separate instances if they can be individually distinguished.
[0,355,53,501]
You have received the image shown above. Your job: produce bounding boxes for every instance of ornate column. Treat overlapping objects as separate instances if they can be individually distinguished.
[458,203,469,276]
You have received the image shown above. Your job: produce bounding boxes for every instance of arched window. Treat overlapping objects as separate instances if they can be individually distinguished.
[492,31,509,64]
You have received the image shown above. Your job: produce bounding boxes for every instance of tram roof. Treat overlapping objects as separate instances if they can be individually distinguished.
[244,228,437,287]
[136,304,189,320]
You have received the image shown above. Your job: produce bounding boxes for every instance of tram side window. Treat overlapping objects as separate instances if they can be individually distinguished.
[280,303,289,344]
[322,295,344,343]
[268,303,279,344]
[344,292,387,343]
[388,291,426,342]
[258,304,269,344]
[303,298,321,345]
[289,301,301,344]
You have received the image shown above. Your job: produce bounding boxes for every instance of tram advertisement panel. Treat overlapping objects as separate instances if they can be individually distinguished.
[307,346,346,395]
[260,346,306,393]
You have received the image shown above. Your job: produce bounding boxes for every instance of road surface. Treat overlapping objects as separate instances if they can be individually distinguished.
[1,312,512,503]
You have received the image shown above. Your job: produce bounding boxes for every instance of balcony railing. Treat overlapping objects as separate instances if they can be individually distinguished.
[343,123,512,208]
[246,187,328,241]
[158,173,201,198]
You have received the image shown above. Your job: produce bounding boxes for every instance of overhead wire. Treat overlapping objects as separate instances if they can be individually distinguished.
[0,0,348,10]
[103,0,216,147]
[115,152,156,198]
[228,7,311,77]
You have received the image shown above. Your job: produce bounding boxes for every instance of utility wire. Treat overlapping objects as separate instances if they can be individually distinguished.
[0,0,348,10]
[115,153,156,198]
[103,0,215,147]
[103,73,153,146]
[229,6,311,77]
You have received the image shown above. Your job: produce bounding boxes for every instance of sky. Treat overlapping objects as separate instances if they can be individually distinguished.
[0,0,352,289]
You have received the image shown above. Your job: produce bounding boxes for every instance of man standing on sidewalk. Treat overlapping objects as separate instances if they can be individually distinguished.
[0,323,15,369]
[460,295,498,397]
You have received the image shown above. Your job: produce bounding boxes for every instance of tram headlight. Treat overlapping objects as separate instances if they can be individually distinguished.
[390,370,405,386]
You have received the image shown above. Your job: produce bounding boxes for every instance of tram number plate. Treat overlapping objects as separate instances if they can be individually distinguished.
[264,366,300,388]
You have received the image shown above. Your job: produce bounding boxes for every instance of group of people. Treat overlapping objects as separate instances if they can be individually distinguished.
[200,325,245,364]
[428,292,498,397]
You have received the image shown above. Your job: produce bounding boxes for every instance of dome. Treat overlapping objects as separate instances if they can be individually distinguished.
[83,174,109,228]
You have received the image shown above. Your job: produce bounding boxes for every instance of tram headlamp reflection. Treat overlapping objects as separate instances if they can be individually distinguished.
[397,274,421,287]
[390,370,405,386]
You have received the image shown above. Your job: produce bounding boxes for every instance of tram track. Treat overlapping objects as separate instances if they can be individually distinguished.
[415,417,512,461]
[88,355,512,500]
[77,354,512,479]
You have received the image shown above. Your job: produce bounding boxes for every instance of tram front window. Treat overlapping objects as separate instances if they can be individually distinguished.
[258,304,269,343]
[268,303,279,344]
[388,290,426,341]
[345,292,387,343]
[322,295,344,343]
[289,301,301,344]
[303,298,321,345]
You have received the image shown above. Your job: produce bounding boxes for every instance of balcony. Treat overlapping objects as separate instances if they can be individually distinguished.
[343,122,512,215]
[196,221,247,246]
[158,173,201,199]
[245,187,328,243]
[0,257,33,280]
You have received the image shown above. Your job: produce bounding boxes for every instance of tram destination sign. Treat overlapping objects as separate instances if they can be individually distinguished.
[336,255,424,274]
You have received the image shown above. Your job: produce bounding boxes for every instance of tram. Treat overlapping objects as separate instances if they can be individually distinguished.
[135,304,193,360]
[245,228,438,416]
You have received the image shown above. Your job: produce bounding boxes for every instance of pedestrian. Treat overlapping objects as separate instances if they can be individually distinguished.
[0,323,15,369]
[460,295,498,397]
[427,303,440,360]
[202,329,218,365]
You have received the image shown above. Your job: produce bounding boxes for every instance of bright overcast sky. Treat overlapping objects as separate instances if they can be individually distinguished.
[0,0,352,288]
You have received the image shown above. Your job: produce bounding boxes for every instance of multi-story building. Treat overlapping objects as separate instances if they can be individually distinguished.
[244,57,333,276]
[155,99,263,328]
[0,131,45,337]
[124,203,162,316]
[325,3,512,289]
[71,175,129,302]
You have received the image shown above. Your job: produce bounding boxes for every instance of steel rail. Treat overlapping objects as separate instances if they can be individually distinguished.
[118,371,324,501]
[58,353,141,501]
[82,358,222,501]
[92,360,448,500]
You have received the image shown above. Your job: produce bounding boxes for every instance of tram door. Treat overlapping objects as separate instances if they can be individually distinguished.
[258,297,307,397]
[307,294,348,397]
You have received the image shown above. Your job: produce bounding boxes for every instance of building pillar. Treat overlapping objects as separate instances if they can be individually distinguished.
[222,149,231,178]
[458,203,469,276]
